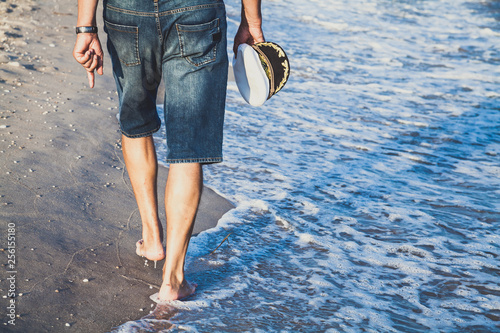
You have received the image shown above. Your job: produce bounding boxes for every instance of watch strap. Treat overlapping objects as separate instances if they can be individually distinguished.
[75,26,98,34]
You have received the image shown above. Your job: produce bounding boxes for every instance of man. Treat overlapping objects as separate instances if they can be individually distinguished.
[73,0,264,301]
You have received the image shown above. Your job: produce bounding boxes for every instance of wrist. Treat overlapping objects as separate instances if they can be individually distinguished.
[240,18,262,32]
[241,7,262,27]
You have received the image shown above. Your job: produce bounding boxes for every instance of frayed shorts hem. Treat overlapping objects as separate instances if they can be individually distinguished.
[166,157,223,164]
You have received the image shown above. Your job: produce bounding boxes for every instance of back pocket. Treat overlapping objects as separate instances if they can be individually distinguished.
[104,20,140,66]
[176,18,220,67]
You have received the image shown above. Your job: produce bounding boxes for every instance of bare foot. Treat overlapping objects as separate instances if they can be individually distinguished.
[157,280,197,301]
[136,239,165,262]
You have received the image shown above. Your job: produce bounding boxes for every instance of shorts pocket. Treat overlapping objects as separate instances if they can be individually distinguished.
[176,18,220,67]
[104,20,140,66]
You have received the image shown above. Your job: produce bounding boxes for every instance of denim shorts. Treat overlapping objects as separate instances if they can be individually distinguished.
[103,0,228,164]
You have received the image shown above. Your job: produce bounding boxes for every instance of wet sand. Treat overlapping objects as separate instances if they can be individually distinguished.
[0,0,234,331]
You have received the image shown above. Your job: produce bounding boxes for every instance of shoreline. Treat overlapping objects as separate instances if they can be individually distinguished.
[0,0,233,331]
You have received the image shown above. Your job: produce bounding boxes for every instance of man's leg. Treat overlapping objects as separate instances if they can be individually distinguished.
[159,162,202,300]
[122,134,165,262]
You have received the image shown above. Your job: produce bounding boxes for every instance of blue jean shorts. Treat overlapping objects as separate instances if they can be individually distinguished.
[103,0,228,164]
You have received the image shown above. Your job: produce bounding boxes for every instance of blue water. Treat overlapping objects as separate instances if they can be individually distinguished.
[113,0,500,331]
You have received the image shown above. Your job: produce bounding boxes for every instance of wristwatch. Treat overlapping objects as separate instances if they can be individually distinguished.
[75,26,98,34]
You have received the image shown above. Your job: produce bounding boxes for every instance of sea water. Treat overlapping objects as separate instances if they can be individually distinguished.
[113,0,500,331]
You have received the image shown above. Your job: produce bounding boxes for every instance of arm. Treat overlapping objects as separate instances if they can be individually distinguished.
[233,0,265,55]
[73,0,104,88]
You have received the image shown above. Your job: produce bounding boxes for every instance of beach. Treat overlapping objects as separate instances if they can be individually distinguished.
[0,0,233,331]
[2,0,500,331]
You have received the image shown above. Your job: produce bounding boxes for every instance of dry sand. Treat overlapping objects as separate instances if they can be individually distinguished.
[0,0,234,331]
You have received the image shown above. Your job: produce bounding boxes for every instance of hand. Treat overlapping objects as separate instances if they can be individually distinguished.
[73,33,104,88]
[233,23,265,56]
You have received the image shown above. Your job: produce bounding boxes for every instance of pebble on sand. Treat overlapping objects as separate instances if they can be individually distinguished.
[0,54,9,63]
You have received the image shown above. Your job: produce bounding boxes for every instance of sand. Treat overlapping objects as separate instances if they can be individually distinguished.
[0,0,234,331]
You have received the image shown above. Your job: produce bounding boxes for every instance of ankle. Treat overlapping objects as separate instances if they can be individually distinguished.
[142,232,162,244]
[142,223,163,244]
[162,270,185,288]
